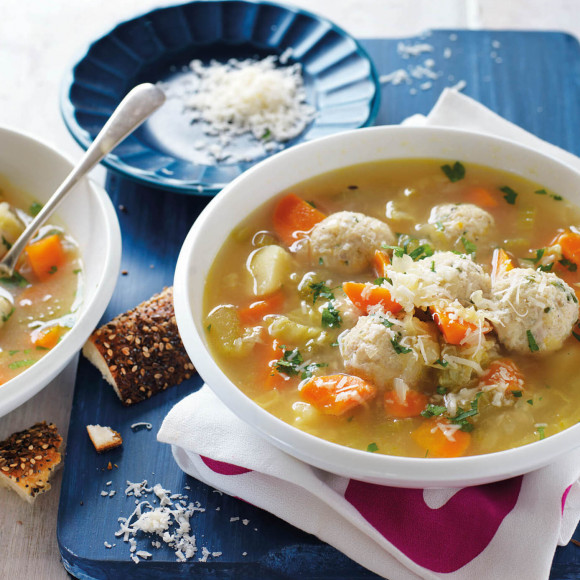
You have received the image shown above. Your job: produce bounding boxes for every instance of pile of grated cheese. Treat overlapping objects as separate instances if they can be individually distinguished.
[112,480,220,563]
[161,53,316,162]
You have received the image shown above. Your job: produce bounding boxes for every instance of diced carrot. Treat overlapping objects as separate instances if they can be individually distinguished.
[272,194,326,247]
[478,358,524,395]
[555,230,580,267]
[343,281,402,314]
[300,374,377,416]
[384,389,428,418]
[238,290,285,325]
[466,186,499,208]
[411,418,472,458]
[491,248,515,283]
[255,339,296,391]
[431,306,491,345]
[25,234,65,281]
[31,325,65,350]
[372,249,391,278]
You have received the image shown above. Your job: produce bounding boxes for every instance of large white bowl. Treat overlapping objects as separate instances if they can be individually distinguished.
[174,125,580,487]
[0,127,121,417]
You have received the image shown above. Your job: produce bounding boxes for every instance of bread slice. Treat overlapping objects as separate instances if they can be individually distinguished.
[86,424,122,453]
[82,286,195,406]
[0,422,63,503]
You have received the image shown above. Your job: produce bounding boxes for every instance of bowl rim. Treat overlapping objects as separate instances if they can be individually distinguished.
[0,125,122,418]
[59,0,382,196]
[174,124,580,487]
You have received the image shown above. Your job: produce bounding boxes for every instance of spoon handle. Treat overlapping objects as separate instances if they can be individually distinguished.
[0,83,166,276]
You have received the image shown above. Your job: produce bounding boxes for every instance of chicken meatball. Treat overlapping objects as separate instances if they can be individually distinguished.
[308,211,395,274]
[428,203,494,243]
[387,250,491,311]
[490,267,578,354]
[339,315,439,388]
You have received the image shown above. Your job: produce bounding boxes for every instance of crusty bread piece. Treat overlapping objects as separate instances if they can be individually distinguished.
[86,424,122,453]
[82,286,195,405]
[0,422,63,503]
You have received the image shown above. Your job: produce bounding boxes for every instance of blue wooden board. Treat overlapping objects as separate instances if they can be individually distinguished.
[57,31,580,579]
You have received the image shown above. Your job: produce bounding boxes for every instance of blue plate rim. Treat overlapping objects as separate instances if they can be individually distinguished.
[60,0,382,196]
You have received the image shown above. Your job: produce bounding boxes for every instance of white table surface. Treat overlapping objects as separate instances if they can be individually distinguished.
[1,1,579,578]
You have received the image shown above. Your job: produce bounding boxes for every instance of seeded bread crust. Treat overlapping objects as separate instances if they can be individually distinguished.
[82,286,195,406]
[0,421,63,503]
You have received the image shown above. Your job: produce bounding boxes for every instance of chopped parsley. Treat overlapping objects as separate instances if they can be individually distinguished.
[318,257,324,265]
[206,324,212,332]
[435,221,445,232]
[421,404,447,418]
[441,161,466,182]
[544,307,551,313]
[29,201,43,216]
[274,347,303,376]
[306,200,317,208]
[436,385,448,395]
[366,442,379,453]
[321,302,342,328]
[529,248,545,264]
[391,334,412,354]
[383,244,405,258]
[0,271,29,287]
[262,128,271,140]
[8,350,19,356]
[430,260,436,273]
[512,390,523,398]
[537,426,546,440]
[460,236,477,256]
[1,307,14,323]
[551,194,563,201]
[538,262,554,272]
[526,329,540,352]
[535,188,547,195]
[572,330,580,342]
[8,359,35,369]
[309,282,334,304]
[500,185,518,205]
[374,276,392,286]
[559,258,578,272]
[408,243,434,261]
[1,236,11,251]
[379,317,394,328]
[301,362,328,380]
[526,399,534,405]
[73,268,82,274]
[48,265,58,275]
[434,359,449,368]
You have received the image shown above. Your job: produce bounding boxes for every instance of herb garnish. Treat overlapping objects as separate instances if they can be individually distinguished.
[500,186,518,204]
[512,390,523,398]
[460,236,477,256]
[538,262,554,272]
[535,189,547,195]
[301,362,328,380]
[559,258,578,272]
[391,334,412,354]
[435,221,445,232]
[436,385,448,395]
[526,329,540,352]
[530,248,545,264]
[274,347,303,376]
[309,282,335,304]
[537,426,546,440]
[8,360,35,369]
[408,244,434,261]
[441,161,466,182]
[374,276,392,286]
[2,307,14,323]
[49,265,58,275]
[321,302,342,328]
[367,442,379,453]
[421,404,447,418]
[29,201,43,216]
[0,271,29,287]
[383,244,405,258]
[434,359,449,368]
[1,236,11,251]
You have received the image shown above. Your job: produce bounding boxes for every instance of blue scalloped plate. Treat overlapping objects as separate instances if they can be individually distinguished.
[61,0,380,195]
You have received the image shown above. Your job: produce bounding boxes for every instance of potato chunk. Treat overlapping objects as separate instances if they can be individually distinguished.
[248,245,293,297]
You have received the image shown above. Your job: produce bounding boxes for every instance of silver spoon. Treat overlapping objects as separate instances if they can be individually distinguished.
[0,82,166,277]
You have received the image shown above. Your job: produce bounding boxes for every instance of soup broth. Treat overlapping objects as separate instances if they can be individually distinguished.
[0,176,82,384]
[204,159,580,458]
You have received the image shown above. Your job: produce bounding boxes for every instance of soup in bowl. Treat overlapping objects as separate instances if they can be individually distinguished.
[0,127,121,417]
[174,126,580,487]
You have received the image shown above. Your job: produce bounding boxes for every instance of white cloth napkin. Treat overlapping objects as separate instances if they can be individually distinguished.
[158,89,580,580]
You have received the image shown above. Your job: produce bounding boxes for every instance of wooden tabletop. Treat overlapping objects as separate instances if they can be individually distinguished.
[1,1,579,578]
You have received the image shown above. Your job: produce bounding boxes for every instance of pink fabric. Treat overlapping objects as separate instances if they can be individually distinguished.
[344,477,522,573]
[200,455,252,476]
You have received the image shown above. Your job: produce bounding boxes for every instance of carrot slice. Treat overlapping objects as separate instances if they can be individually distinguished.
[255,339,297,391]
[411,418,472,458]
[466,186,499,208]
[238,290,285,325]
[31,326,65,350]
[555,230,580,267]
[343,282,402,314]
[272,194,326,247]
[25,234,64,281]
[478,358,524,395]
[384,389,428,418]
[372,249,391,278]
[491,248,515,283]
[431,306,491,345]
[300,374,377,416]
